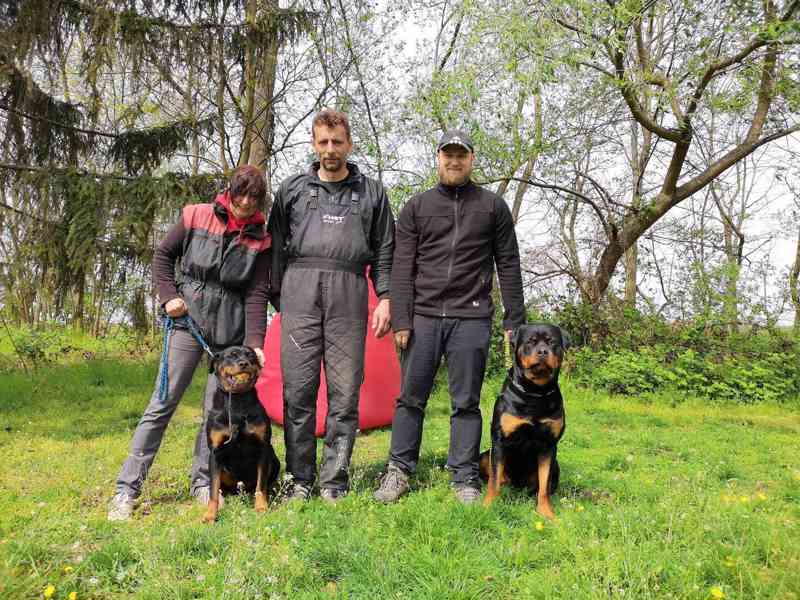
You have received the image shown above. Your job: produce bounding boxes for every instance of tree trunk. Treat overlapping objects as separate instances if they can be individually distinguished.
[511,93,542,224]
[240,0,279,204]
[791,223,800,334]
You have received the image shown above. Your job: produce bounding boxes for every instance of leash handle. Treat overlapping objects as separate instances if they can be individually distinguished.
[157,316,175,404]
[158,313,215,405]
[503,330,512,371]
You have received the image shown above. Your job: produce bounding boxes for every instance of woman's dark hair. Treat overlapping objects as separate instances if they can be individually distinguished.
[229,165,267,204]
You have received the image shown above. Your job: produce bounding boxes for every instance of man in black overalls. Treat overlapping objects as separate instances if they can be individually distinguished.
[268,109,395,503]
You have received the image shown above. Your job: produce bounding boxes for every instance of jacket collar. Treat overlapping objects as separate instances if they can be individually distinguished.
[437,179,475,197]
[308,161,362,187]
[213,194,267,240]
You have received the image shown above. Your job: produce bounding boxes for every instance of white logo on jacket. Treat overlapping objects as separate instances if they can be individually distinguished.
[322,214,346,225]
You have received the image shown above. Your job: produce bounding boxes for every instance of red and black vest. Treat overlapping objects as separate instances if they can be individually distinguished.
[177,201,270,349]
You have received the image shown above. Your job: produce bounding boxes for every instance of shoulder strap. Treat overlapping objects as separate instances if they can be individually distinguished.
[306,185,319,210]
[350,175,366,215]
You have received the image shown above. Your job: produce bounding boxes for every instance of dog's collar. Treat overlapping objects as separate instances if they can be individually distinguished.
[507,378,559,401]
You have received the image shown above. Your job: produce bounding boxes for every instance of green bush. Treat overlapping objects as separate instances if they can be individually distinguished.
[0,323,159,371]
[568,347,673,396]
[567,346,800,404]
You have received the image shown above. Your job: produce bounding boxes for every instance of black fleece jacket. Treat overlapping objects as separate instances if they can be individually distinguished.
[391,180,525,331]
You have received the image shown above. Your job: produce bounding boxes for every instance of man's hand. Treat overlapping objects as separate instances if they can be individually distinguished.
[394,329,411,351]
[165,297,188,317]
[252,347,265,368]
[372,298,391,338]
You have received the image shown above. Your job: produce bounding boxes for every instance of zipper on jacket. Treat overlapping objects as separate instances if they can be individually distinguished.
[443,188,460,317]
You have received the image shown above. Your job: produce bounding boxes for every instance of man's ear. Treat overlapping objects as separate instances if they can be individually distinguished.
[559,327,571,351]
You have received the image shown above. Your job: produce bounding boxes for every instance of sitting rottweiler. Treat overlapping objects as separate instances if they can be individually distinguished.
[203,346,279,523]
[479,323,569,520]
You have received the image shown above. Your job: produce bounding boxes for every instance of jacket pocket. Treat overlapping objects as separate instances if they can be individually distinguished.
[182,231,219,277]
[220,244,256,289]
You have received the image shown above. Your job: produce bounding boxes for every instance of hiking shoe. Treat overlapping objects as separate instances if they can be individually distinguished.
[107,492,136,521]
[286,482,312,502]
[320,488,347,505]
[193,487,224,507]
[373,464,410,503]
[453,484,481,505]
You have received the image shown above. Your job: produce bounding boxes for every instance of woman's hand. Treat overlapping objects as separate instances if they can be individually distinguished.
[165,298,188,317]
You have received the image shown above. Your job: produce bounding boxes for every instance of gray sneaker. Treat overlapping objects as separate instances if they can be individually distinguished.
[320,488,347,505]
[286,482,312,502]
[373,464,410,503]
[454,484,481,505]
[107,492,136,521]
[193,487,224,507]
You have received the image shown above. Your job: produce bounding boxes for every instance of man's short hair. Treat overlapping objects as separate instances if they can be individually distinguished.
[229,164,267,204]
[312,108,351,141]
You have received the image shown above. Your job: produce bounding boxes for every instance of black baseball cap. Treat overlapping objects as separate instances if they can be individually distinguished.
[437,129,474,152]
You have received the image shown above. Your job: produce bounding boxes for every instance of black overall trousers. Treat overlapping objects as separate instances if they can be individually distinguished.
[281,184,369,492]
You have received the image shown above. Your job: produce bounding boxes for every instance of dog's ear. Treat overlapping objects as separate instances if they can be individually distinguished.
[558,327,571,351]
[510,325,524,348]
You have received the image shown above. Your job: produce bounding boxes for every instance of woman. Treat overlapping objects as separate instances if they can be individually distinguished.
[108,165,271,521]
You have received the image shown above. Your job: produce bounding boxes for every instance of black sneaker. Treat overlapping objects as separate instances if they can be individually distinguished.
[320,488,347,504]
[286,482,312,502]
[373,464,410,503]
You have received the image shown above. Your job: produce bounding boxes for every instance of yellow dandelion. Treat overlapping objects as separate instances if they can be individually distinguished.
[756,492,767,501]
[709,586,725,599]
[68,593,78,600]
[43,585,56,599]
[576,505,585,512]
[63,565,74,574]
[535,521,545,531]
[739,496,750,503]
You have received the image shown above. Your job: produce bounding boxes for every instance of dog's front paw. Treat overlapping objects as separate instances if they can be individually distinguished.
[536,500,556,521]
[254,491,268,513]
[202,507,219,523]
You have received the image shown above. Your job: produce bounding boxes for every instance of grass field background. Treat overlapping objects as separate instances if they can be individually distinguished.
[1,358,799,599]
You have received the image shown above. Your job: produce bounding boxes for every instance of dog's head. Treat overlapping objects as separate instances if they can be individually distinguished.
[511,323,569,387]
[212,346,261,394]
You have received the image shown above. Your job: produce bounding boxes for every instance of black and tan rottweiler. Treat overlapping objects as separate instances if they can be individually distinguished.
[479,323,569,519]
[203,346,279,523]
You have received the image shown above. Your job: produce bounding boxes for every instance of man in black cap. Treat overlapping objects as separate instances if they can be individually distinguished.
[374,129,525,504]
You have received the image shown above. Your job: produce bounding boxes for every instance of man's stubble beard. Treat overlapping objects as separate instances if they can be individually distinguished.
[438,169,470,187]
[321,156,345,174]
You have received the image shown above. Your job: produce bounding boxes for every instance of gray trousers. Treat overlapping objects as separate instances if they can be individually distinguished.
[388,315,491,485]
[280,267,368,491]
[115,328,216,497]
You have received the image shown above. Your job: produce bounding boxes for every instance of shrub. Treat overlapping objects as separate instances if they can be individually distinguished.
[0,323,158,371]
[567,346,800,404]
[568,347,673,396]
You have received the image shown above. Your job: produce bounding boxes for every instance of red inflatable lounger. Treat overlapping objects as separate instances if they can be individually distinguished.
[256,277,401,437]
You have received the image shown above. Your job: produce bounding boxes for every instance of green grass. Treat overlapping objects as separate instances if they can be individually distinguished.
[1,360,799,599]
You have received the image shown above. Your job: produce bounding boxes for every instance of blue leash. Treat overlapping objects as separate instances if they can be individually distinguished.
[158,314,215,404]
